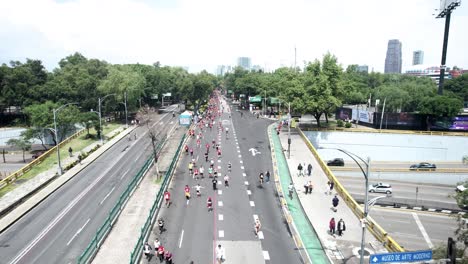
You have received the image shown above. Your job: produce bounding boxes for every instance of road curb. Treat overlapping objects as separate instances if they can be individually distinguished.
[0,126,136,234]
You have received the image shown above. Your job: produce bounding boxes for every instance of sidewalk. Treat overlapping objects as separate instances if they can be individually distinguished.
[92,126,186,264]
[0,125,135,232]
[274,127,387,264]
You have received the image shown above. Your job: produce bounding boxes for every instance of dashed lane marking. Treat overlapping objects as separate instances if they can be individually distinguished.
[178,229,184,248]
[250,201,255,207]
[218,166,221,169]
[242,173,246,177]
[258,231,264,240]
[218,190,222,195]
[241,166,244,170]
[240,160,243,164]
[237,150,241,153]
[218,159,221,163]
[218,180,222,185]
[247,190,252,195]
[219,230,225,238]
[219,214,224,221]
[263,251,270,260]
[218,201,223,207]
[66,218,90,246]
[244,181,249,185]
[238,155,242,158]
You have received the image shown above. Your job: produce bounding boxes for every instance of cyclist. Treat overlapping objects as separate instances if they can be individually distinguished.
[184,185,191,205]
[207,197,213,212]
[254,219,262,237]
[164,191,171,207]
[224,174,229,187]
[194,183,204,197]
[288,182,295,199]
[259,172,264,185]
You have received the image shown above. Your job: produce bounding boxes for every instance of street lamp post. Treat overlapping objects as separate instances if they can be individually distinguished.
[98,94,116,144]
[53,102,78,175]
[287,102,291,159]
[319,147,370,264]
[120,91,128,128]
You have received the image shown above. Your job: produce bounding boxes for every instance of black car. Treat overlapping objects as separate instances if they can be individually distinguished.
[327,158,344,166]
[409,162,436,170]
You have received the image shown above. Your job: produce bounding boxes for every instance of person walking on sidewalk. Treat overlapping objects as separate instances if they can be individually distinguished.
[337,218,346,236]
[216,244,226,264]
[308,181,314,193]
[297,163,303,176]
[157,244,165,262]
[307,163,313,176]
[332,195,339,212]
[304,180,309,194]
[68,147,73,157]
[329,181,335,195]
[329,217,336,235]
[266,170,270,182]
[164,191,171,207]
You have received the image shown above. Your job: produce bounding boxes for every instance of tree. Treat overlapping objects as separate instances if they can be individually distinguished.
[419,95,463,118]
[6,138,32,162]
[79,112,99,138]
[444,73,468,102]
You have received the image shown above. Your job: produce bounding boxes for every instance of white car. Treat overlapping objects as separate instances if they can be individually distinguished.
[456,185,467,192]
[368,183,392,194]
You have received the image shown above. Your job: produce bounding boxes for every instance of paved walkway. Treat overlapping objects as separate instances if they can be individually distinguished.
[92,126,186,264]
[274,127,387,264]
[0,126,135,232]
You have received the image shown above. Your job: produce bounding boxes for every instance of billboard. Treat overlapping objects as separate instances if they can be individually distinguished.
[438,0,461,17]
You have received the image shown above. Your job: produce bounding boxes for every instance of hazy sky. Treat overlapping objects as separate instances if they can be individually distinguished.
[0,0,467,73]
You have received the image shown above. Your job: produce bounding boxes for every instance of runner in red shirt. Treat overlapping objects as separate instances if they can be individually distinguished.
[157,245,165,262]
[164,191,171,207]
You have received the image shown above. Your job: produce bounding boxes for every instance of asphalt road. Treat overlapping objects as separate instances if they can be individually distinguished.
[150,98,301,264]
[0,107,177,264]
[369,207,458,251]
[333,162,467,170]
[337,177,460,210]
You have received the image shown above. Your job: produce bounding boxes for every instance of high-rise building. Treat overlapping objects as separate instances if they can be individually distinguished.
[357,65,369,73]
[216,65,226,76]
[237,57,252,70]
[412,50,424,65]
[384,39,402,74]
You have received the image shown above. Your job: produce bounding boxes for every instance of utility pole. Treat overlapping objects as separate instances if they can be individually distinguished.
[287,102,291,159]
[379,97,387,130]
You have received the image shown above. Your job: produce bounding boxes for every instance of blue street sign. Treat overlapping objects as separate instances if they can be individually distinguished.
[370,250,432,263]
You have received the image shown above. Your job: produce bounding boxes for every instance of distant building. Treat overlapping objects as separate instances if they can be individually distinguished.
[251,65,263,72]
[412,50,424,65]
[216,65,226,76]
[384,39,402,74]
[357,65,369,73]
[237,57,252,70]
[405,64,451,84]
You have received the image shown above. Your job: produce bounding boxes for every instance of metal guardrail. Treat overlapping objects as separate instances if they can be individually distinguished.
[297,128,405,253]
[77,138,167,264]
[302,127,468,137]
[128,134,186,264]
[331,167,468,173]
[0,129,86,190]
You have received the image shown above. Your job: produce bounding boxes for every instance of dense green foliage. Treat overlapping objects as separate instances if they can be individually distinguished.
[0,53,217,141]
[223,53,466,127]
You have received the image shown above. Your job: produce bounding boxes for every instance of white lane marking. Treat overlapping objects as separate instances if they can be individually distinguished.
[412,212,434,248]
[218,166,221,169]
[237,150,240,153]
[159,121,163,125]
[169,121,174,124]
[238,155,242,158]
[247,190,252,195]
[178,230,184,248]
[218,159,221,163]
[258,231,264,240]
[99,186,116,205]
[134,157,139,162]
[242,173,246,177]
[120,168,130,180]
[253,214,259,221]
[219,214,224,221]
[66,218,90,246]
[236,146,239,149]
[241,166,244,170]
[240,160,243,164]
[218,190,222,195]
[8,157,119,264]
[219,230,225,238]
[263,251,270,260]
[250,201,255,207]
[218,201,223,207]
[244,181,249,185]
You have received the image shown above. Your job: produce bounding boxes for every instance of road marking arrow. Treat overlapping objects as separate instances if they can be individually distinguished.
[249,148,261,156]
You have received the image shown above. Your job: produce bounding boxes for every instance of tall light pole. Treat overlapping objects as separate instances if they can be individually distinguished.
[98,94,116,145]
[53,102,78,175]
[120,91,128,128]
[287,102,291,159]
[318,147,370,264]
[436,0,461,94]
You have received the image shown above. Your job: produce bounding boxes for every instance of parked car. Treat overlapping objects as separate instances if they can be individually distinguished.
[368,182,392,194]
[327,158,344,166]
[456,185,467,192]
[410,162,436,170]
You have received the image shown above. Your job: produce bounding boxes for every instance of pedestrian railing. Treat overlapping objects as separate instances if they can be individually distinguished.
[297,128,405,253]
[129,134,186,264]
[302,127,468,137]
[77,137,167,264]
[0,128,86,190]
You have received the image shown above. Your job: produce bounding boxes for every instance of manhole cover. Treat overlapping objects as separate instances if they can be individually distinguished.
[358,249,371,257]
[353,247,371,257]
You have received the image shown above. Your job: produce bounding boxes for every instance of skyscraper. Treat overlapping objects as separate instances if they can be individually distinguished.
[357,65,369,73]
[412,50,424,65]
[384,39,402,74]
[237,57,252,70]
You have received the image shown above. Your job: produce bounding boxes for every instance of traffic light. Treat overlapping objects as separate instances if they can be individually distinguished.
[447,237,456,264]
